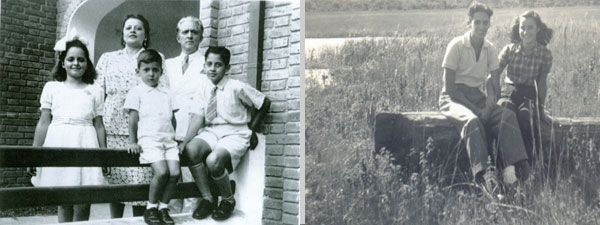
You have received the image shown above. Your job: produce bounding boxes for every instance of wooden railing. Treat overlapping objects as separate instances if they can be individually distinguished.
[0,146,200,209]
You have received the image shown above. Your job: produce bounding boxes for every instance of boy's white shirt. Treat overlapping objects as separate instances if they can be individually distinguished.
[192,76,266,126]
[123,83,178,142]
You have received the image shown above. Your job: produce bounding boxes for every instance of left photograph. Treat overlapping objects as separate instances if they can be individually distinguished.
[0,0,302,225]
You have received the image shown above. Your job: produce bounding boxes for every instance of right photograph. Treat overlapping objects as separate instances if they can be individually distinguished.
[305,0,600,224]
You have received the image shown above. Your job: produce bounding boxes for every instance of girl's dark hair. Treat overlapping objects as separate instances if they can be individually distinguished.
[467,1,493,24]
[204,46,231,66]
[137,49,162,69]
[510,10,553,46]
[52,39,97,84]
[120,14,151,48]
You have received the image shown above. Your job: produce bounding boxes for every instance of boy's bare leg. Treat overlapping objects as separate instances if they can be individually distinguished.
[161,160,181,204]
[206,149,234,200]
[185,139,214,201]
[149,161,170,205]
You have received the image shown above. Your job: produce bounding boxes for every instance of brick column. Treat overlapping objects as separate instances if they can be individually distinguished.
[262,1,301,224]
[0,0,58,187]
[200,0,219,50]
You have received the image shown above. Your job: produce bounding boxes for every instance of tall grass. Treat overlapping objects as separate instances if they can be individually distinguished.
[306,7,600,224]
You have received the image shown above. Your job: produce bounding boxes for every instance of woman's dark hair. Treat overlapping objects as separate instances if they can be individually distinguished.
[204,46,231,66]
[52,39,97,84]
[510,10,553,46]
[467,1,493,24]
[120,14,151,48]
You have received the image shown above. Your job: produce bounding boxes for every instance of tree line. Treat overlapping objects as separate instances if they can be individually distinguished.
[306,0,600,12]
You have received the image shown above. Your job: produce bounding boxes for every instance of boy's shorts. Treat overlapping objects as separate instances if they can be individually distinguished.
[194,124,251,172]
[138,138,179,164]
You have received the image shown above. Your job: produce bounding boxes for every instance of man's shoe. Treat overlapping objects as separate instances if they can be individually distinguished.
[212,200,235,221]
[159,208,175,225]
[192,198,214,220]
[143,208,161,225]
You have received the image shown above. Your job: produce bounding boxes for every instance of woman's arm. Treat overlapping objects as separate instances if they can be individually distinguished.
[29,109,51,175]
[32,109,52,147]
[93,116,107,148]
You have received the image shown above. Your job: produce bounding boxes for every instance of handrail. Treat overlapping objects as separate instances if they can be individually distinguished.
[0,146,199,209]
[0,146,193,167]
[0,182,201,209]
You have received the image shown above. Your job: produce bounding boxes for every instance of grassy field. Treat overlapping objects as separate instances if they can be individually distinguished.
[306,7,600,224]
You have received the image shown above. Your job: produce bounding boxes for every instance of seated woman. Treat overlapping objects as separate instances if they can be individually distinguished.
[496,10,553,164]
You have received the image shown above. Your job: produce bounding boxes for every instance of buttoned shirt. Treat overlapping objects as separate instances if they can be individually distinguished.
[192,77,265,126]
[442,31,499,88]
[499,43,553,86]
[165,50,209,140]
[96,48,169,136]
[123,83,178,142]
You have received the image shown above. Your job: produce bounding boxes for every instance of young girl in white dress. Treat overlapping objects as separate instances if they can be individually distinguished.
[29,39,106,223]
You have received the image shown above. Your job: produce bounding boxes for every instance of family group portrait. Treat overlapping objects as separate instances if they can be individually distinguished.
[306,0,600,224]
[0,0,302,225]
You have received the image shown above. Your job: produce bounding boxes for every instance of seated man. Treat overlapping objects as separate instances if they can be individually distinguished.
[438,1,530,189]
[179,46,271,220]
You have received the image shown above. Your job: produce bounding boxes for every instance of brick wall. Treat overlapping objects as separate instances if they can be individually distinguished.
[0,0,58,187]
[261,1,301,225]
[215,0,251,82]
[211,1,301,224]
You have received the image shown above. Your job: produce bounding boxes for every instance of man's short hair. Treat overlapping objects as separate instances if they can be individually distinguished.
[467,1,493,23]
[176,16,204,34]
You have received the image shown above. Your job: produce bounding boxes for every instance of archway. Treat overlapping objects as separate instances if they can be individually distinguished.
[65,0,200,63]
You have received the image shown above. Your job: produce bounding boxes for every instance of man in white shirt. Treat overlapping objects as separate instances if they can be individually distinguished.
[165,16,208,213]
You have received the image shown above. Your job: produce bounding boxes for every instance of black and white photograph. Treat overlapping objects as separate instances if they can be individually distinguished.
[0,0,302,224]
[306,0,600,224]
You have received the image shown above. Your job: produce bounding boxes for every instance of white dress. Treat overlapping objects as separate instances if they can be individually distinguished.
[31,81,106,187]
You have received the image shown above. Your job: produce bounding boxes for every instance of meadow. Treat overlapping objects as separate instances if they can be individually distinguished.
[305,7,600,224]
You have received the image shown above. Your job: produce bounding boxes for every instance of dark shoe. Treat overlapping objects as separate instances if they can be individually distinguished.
[212,200,236,221]
[192,198,214,220]
[143,208,161,225]
[159,208,175,225]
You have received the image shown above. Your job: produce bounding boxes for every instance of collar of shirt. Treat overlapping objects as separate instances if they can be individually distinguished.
[461,31,491,49]
[179,49,203,63]
[515,42,542,57]
[139,83,168,94]
[209,76,229,91]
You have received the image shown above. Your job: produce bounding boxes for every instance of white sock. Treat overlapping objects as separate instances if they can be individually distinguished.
[159,202,169,210]
[503,165,517,184]
[146,202,158,209]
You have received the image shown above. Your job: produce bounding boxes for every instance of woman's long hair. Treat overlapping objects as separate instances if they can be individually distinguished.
[510,10,553,46]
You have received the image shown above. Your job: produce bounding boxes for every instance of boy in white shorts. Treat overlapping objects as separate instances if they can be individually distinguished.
[179,46,271,221]
[124,49,180,225]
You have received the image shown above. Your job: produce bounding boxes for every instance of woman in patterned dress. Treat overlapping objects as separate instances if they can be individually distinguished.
[95,14,169,218]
